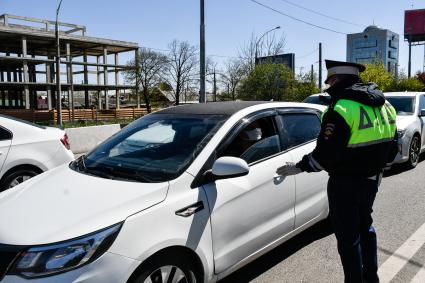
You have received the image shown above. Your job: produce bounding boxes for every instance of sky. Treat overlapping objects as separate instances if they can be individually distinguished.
[1,0,424,83]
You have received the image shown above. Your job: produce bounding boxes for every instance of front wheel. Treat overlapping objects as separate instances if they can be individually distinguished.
[130,255,199,283]
[407,135,421,168]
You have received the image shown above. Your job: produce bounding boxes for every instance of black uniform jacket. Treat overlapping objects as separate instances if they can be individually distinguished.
[297,79,398,178]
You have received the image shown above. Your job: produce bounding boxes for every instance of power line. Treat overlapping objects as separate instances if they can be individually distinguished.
[278,0,365,28]
[249,0,348,35]
[296,48,319,59]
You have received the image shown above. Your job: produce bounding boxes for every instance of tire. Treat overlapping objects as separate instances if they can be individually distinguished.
[130,254,199,283]
[0,168,39,192]
[407,135,421,168]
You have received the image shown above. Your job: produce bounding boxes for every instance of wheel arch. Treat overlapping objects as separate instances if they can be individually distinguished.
[0,164,43,185]
[126,245,205,283]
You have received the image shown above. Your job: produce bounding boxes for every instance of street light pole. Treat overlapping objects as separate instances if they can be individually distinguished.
[55,0,63,127]
[255,26,280,65]
[199,0,206,103]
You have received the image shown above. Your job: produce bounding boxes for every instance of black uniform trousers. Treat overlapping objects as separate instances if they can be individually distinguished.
[327,175,380,283]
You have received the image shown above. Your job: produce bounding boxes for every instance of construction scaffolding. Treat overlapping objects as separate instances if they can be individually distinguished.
[0,14,140,122]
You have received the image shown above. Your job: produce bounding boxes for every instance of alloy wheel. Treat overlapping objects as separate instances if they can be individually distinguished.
[143,265,189,283]
[8,175,32,188]
[409,136,420,167]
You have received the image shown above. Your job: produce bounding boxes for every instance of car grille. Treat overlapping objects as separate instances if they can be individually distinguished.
[0,245,22,281]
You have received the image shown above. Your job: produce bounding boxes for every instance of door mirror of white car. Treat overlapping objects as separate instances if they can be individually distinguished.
[211,156,249,179]
[419,109,425,117]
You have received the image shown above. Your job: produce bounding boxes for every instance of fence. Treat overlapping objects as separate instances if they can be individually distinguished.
[0,107,153,124]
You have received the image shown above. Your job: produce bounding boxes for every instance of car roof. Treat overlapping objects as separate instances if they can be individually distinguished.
[384,92,425,97]
[155,101,325,116]
[155,101,275,115]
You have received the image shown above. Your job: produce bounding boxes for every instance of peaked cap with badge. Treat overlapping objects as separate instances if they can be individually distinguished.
[325,60,366,84]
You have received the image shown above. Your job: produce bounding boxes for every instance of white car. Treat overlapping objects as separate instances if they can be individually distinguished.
[384,92,425,168]
[0,102,329,283]
[0,115,75,191]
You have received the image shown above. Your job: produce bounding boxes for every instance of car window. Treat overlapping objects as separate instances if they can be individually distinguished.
[419,95,425,111]
[278,113,321,149]
[221,116,281,164]
[0,126,12,141]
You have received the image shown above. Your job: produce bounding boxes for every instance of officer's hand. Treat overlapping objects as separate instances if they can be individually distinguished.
[276,162,302,176]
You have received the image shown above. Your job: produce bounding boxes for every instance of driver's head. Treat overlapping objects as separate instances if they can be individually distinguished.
[240,121,262,141]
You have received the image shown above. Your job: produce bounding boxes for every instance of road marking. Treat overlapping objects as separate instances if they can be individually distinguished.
[411,266,425,283]
[378,221,425,282]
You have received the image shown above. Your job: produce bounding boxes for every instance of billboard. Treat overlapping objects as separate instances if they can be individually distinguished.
[256,53,295,74]
[404,9,425,42]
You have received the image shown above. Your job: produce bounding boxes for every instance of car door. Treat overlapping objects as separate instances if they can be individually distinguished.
[276,109,328,229]
[418,95,425,149]
[201,110,296,274]
[0,126,12,172]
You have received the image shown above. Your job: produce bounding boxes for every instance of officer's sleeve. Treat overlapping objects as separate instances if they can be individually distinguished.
[296,109,351,172]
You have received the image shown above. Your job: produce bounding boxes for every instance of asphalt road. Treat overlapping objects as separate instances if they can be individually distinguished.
[219,158,425,283]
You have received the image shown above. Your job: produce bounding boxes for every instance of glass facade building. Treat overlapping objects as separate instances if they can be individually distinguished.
[347,26,399,74]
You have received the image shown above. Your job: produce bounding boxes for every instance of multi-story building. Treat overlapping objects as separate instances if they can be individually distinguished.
[347,25,399,74]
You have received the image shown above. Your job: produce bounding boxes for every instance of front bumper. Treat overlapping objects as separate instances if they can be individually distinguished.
[1,252,140,283]
[392,134,410,164]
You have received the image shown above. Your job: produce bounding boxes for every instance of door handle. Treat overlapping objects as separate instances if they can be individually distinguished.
[175,201,204,217]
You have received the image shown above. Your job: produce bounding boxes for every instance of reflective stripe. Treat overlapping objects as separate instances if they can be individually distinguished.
[308,153,323,172]
[346,137,395,148]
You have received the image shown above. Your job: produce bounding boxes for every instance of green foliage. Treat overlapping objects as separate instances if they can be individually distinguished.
[295,71,321,100]
[416,71,425,86]
[238,62,297,101]
[391,76,424,92]
[360,61,394,91]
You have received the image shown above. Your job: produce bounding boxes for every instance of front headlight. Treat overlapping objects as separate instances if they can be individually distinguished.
[9,223,122,278]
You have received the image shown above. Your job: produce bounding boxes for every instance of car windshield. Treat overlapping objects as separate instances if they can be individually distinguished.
[70,113,227,183]
[386,97,416,115]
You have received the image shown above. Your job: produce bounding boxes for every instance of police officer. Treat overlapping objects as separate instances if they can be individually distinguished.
[277,60,398,283]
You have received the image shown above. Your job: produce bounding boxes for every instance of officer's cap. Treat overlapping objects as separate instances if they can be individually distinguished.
[325,60,365,84]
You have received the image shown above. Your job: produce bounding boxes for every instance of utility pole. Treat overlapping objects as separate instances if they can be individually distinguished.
[310,64,314,84]
[319,42,322,91]
[199,0,206,103]
[213,70,217,102]
[55,0,63,127]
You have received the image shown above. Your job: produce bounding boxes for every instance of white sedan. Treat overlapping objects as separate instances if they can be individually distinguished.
[0,102,329,283]
[0,115,75,191]
[385,92,425,168]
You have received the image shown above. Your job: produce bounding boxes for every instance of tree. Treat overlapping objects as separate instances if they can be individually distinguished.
[125,48,168,112]
[360,61,394,91]
[392,72,424,91]
[295,69,321,100]
[238,31,286,74]
[166,40,198,105]
[220,58,245,101]
[238,61,296,101]
[416,71,425,88]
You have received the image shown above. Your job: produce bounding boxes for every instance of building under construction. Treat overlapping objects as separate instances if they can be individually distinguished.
[0,14,143,122]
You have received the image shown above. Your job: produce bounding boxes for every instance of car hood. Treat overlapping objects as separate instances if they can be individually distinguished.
[396,115,416,130]
[0,164,169,245]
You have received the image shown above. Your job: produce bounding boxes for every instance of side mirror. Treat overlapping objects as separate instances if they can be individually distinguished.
[211,156,249,180]
[420,109,425,117]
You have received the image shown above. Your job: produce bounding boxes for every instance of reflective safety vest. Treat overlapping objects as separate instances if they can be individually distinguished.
[330,99,397,148]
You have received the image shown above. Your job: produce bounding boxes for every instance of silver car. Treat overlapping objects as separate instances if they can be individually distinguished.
[385,92,425,168]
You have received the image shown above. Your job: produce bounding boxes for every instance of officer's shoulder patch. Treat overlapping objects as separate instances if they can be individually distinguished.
[323,123,335,140]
